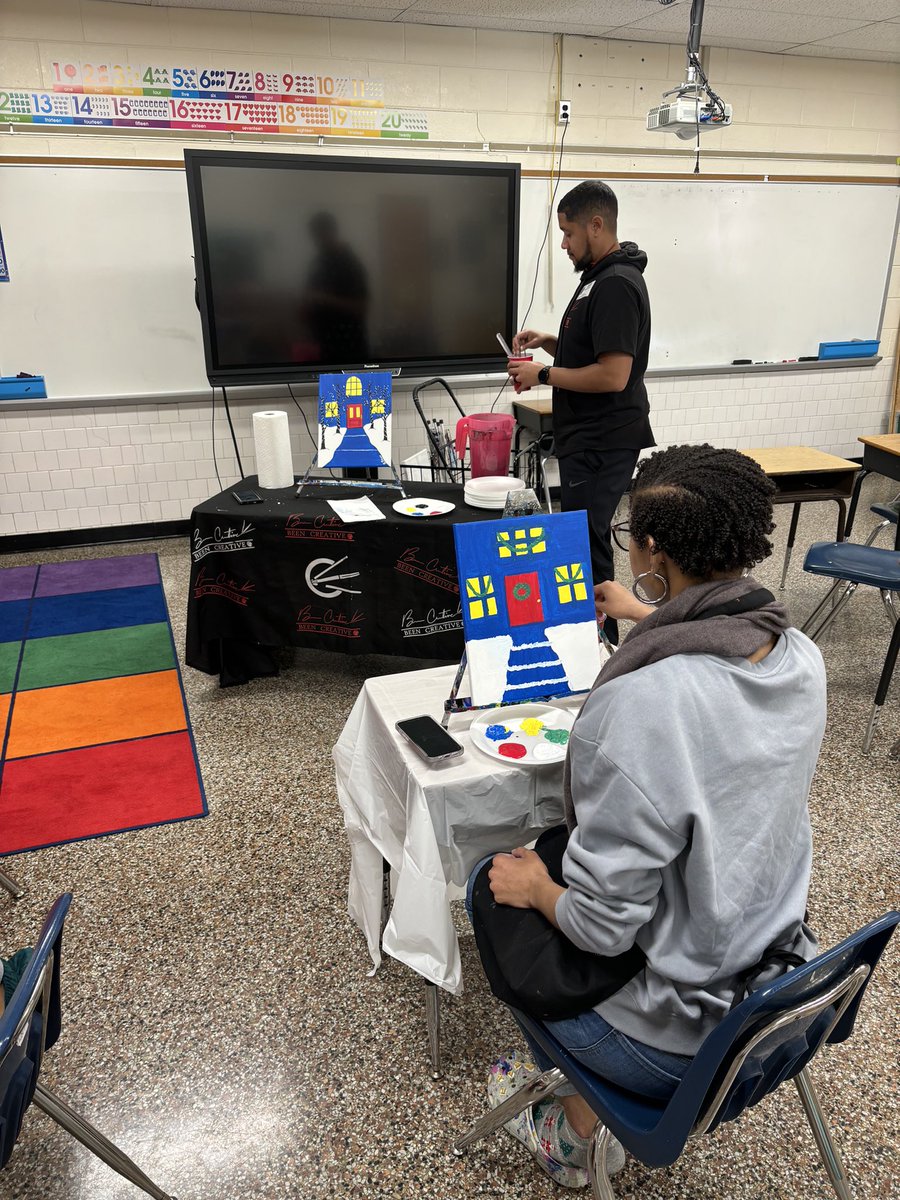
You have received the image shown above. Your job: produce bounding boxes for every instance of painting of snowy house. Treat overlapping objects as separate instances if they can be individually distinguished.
[453,512,603,707]
[317,372,393,470]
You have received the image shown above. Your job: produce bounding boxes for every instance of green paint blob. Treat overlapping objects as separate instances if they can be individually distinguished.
[543,728,570,745]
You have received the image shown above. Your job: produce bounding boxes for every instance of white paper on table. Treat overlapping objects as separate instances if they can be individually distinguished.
[327,496,386,523]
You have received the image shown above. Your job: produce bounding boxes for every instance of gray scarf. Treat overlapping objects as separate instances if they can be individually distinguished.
[564,576,792,831]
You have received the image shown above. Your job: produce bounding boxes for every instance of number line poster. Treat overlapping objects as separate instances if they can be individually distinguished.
[0,60,428,140]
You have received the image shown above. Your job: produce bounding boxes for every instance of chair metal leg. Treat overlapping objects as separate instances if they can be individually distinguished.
[453,1067,566,1155]
[864,519,890,547]
[880,589,898,627]
[426,981,441,1079]
[33,1082,177,1200]
[793,1068,853,1200]
[0,866,25,899]
[587,1123,619,1200]
[863,613,900,754]
[803,582,858,641]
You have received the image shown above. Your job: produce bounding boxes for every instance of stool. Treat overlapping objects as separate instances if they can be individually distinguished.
[802,540,900,752]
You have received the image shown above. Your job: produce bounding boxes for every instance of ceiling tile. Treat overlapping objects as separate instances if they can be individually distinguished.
[712,0,900,15]
[622,6,873,43]
[789,43,900,62]
[798,21,900,52]
[87,0,900,59]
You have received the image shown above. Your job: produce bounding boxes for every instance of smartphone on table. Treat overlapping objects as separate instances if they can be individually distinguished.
[395,715,464,764]
[232,489,262,504]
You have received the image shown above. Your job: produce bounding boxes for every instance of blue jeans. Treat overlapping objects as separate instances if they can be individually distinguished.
[466,855,691,1101]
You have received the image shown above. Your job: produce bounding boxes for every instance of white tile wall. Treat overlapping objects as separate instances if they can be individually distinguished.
[1,359,895,537]
[0,4,898,536]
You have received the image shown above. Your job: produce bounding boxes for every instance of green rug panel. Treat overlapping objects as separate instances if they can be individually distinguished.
[17,622,176,691]
[0,642,21,694]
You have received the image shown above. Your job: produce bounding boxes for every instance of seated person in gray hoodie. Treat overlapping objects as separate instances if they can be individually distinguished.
[477,443,827,1186]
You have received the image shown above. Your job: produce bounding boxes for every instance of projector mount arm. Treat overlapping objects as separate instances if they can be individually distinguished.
[662,0,728,120]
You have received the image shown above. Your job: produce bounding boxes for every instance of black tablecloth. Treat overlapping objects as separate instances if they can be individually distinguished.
[185,479,496,684]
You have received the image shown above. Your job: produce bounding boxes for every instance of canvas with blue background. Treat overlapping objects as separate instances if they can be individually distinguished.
[317,372,393,469]
[453,511,603,707]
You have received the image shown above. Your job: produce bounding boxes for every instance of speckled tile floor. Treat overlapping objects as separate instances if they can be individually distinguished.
[1,475,898,1200]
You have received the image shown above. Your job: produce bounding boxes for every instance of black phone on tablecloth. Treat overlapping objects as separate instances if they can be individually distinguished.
[395,716,464,764]
[232,489,262,504]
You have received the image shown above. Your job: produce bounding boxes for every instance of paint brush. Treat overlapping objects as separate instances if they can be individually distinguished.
[496,332,513,357]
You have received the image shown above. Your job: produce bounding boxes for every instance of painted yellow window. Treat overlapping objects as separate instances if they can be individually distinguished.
[325,401,339,419]
[466,575,497,620]
[555,563,588,605]
[497,527,546,558]
[345,375,363,397]
[371,397,385,414]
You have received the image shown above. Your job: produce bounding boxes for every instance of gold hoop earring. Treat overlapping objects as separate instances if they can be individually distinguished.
[632,571,669,606]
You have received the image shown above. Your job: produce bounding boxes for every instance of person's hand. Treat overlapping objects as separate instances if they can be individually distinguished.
[594,580,654,623]
[513,329,549,354]
[488,848,549,909]
[507,358,542,391]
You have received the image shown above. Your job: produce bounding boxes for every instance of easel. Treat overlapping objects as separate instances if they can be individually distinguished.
[295,462,407,497]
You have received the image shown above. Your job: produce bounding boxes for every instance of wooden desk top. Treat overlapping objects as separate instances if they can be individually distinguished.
[859,434,900,456]
[742,446,859,475]
[512,395,553,417]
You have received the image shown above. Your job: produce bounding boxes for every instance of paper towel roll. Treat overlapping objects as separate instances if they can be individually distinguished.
[253,410,294,489]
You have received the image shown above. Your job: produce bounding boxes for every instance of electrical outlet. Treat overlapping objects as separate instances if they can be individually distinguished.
[558,100,572,123]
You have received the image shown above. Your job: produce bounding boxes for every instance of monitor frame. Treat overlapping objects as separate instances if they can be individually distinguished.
[184,148,520,386]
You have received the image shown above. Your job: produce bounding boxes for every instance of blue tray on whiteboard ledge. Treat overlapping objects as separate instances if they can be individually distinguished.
[0,375,46,399]
[818,340,879,360]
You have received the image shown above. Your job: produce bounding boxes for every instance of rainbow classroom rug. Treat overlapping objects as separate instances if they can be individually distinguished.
[0,553,206,857]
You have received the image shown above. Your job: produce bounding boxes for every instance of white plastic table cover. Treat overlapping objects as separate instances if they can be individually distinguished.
[333,664,587,994]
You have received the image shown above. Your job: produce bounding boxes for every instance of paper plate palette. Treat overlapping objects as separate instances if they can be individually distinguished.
[469,703,575,766]
[392,497,456,518]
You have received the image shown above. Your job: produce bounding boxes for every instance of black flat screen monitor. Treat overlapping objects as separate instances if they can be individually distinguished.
[184,149,520,385]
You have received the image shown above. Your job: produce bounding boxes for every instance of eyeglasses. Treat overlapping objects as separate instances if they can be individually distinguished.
[611,521,631,552]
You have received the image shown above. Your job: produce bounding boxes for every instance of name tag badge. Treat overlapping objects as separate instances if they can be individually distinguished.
[577,281,595,301]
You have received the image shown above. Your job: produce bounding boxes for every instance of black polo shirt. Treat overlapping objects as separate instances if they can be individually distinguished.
[552,241,655,458]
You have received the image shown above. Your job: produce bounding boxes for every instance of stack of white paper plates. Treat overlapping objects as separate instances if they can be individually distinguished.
[463,476,523,510]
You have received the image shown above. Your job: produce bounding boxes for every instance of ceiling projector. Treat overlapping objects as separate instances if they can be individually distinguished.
[647,93,733,139]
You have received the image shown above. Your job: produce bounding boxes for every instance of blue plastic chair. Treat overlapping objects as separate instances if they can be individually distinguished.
[0,894,177,1199]
[454,912,899,1199]
[802,538,900,752]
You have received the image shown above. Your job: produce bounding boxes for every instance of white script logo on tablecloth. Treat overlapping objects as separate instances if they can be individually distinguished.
[191,522,255,562]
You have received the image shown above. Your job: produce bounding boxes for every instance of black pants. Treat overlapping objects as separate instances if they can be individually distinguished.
[558,446,639,645]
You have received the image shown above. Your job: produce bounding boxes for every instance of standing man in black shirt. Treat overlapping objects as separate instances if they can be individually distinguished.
[508,181,654,643]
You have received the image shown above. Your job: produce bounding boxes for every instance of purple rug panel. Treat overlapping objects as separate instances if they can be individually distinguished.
[35,555,160,598]
[0,566,38,603]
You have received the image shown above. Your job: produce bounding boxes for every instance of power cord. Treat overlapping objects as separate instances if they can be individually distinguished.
[220,384,245,478]
[492,115,569,413]
[210,386,223,493]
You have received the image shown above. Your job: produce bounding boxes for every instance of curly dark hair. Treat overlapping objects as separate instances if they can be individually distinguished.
[629,444,776,578]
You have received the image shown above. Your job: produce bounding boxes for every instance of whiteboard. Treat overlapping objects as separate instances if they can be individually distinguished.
[519,177,899,369]
[0,164,896,398]
[0,164,208,397]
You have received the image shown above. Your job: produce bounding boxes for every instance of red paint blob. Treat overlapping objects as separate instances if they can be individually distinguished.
[498,742,527,759]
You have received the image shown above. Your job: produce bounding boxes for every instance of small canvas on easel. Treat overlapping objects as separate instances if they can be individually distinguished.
[453,511,602,707]
[318,372,393,469]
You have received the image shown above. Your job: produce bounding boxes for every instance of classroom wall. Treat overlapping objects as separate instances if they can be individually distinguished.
[1,0,899,537]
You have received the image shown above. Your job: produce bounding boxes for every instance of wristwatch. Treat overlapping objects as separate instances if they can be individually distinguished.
[538,365,552,386]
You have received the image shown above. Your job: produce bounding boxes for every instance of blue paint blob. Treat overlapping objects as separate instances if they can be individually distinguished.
[485,724,513,742]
